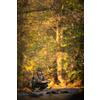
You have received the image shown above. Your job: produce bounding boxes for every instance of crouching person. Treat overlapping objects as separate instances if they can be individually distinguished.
[32,67,51,92]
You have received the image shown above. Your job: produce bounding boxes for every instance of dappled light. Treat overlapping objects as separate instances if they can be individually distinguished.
[17,0,84,100]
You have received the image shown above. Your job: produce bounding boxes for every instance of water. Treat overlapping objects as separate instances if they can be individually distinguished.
[17,88,84,100]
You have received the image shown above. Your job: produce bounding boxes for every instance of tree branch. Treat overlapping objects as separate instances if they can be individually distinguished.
[17,8,50,14]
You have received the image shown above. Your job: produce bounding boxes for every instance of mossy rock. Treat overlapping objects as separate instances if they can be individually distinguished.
[26,89,32,93]
[61,90,69,93]
[46,90,62,94]
[54,89,61,94]
[23,87,32,93]
[78,89,82,92]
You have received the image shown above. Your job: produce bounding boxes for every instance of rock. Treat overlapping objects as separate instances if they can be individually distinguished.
[74,92,78,94]
[51,91,57,94]
[23,87,32,93]
[54,89,61,94]
[39,93,44,96]
[46,91,52,94]
[26,89,32,93]
[35,90,40,92]
[74,89,83,95]
[46,89,62,94]
[61,90,69,93]
[57,90,61,94]
[79,89,82,92]
[69,91,72,93]
[28,93,40,97]
[48,87,52,89]
[44,89,48,91]
[17,89,23,92]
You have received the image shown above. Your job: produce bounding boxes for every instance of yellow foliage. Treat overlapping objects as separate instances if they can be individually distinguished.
[28,20,32,24]
[66,71,68,73]
[67,79,70,82]
[48,81,54,86]
[24,55,27,58]
[71,64,73,68]
[54,84,58,87]
[47,21,49,24]
[23,87,32,93]
[50,20,53,22]
[47,78,54,86]
[66,24,68,26]
[25,66,33,71]
[73,36,75,38]
[58,19,60,21]
[67,83,71,86]
[72,71,75,74]
[61,44,67,47]
[25,25,27,27]
[63,57,66,60]
[30,43,33,47]
[30,30,32,33]
[61,84,66,87]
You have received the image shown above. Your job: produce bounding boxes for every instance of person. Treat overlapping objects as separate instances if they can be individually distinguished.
[32,67,51,92]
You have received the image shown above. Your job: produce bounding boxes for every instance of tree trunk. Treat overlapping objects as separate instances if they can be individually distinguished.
[56,26,66,86]
[57,51,66,85]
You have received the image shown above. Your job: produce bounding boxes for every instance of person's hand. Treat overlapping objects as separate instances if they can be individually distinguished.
[47,80,51,83]
[42,80,51,83]
[42,80,48,83]
[45,80,48,83]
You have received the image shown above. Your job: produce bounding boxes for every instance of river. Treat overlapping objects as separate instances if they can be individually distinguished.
[17,88,84,100]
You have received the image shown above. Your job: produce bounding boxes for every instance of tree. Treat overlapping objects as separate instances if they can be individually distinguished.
[17,0,84,88]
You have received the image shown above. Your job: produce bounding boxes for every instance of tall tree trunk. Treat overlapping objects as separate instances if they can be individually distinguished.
[57,51,66,85]
[56,25,66,86]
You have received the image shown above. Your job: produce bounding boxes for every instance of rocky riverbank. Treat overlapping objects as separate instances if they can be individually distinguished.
[17,88,84,100]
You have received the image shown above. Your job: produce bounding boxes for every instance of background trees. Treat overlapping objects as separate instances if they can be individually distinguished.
[17,0,84,88]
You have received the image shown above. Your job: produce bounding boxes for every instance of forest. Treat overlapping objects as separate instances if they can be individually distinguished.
[17,0,84,90]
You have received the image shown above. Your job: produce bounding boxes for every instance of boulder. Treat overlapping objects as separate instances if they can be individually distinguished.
[23,87,32,93]
[61,90,69,93]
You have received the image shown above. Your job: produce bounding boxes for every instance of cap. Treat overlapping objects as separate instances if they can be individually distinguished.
[37,67,43,72]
